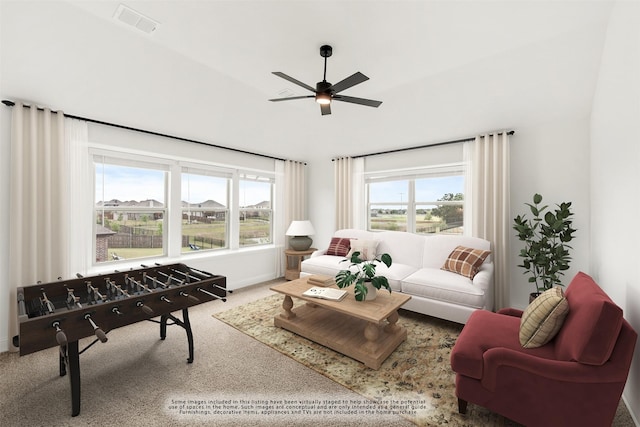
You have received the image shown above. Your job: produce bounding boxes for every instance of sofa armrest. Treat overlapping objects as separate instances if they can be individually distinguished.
[472,262,494,291]
[310,249,327,257]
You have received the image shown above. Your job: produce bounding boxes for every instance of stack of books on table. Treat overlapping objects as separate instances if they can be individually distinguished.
[302,287,347,301]
[307,274,336,287]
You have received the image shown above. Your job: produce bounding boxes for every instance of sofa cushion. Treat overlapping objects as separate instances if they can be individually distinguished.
[519,287,569,349]
[346,239,379,261]
[370,263,418,292]
[376,231,426,267]
[554,272,623,365]
[441,245,491,279]
[326,237,352,257]
[402,268,486,308]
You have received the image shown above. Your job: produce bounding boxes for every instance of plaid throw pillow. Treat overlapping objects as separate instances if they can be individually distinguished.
[441,245,491,279]
[326,237,352,257]
[519,287,569,348]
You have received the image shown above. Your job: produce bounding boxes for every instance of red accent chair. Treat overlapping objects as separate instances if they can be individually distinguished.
[450,272,637,427]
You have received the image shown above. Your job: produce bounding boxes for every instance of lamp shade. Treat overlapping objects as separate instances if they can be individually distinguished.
[286,220,316,237]
[286,220,315,251]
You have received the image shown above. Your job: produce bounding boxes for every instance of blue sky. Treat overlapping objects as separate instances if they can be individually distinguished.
[95,164,270,206]
[369,176,464,207]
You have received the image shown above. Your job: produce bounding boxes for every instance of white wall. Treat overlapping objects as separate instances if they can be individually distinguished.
[509,116,591,309]
[590,1,640,423]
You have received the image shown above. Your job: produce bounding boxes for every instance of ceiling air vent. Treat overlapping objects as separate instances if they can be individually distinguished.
[113,4,159,34]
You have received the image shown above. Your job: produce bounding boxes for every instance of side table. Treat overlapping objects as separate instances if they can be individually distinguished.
[284,248,316,280]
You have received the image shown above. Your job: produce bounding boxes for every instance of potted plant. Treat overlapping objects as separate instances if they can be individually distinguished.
[335,251,392,301]
[513,193,576,301]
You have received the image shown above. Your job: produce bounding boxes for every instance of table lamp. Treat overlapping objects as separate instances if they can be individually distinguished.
[286,220,316,251]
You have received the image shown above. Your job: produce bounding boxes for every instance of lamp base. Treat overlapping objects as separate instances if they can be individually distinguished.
[289,236,312,251]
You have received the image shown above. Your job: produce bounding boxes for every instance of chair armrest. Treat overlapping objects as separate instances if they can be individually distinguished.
[481,347,630,391]
[310,249,327,257]
[497,308,524,318]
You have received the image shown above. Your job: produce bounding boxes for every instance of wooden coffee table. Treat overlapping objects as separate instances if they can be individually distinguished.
[270,277,411,369]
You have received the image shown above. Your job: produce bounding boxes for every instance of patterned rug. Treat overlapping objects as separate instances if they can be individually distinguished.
[213,293,514,426]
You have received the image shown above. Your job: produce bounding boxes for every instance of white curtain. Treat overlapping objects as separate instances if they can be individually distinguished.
[275,160,307,275]
[9,103,68,351]
[471,132,510,310]
[66,118,91,276]
[334,156,365,229]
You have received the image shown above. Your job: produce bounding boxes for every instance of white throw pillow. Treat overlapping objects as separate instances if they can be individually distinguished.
[346,239,379,261]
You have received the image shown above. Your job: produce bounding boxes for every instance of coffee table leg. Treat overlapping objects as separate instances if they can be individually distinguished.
[384,310,401,334]
[280,295,296,319]
[364,322,380,352]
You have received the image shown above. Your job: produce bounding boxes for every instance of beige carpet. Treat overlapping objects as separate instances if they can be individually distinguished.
[214,293,504,426]
[214,293,636,427]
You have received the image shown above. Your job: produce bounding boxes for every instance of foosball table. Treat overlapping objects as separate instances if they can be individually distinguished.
[14,263,228,417]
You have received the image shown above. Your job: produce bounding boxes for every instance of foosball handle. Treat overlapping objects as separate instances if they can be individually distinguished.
[94,328,108,343]
[136,301,154,315]
[53,321,67,346]
[180,291,200,304]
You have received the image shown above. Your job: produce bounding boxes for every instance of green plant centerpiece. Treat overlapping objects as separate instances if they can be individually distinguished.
[335,251,392,301]
[513,193,576,299]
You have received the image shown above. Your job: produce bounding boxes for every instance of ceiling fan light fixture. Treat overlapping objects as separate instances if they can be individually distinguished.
[315,93,331,105]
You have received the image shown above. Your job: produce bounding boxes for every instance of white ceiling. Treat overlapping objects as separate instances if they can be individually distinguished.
[1,0,615,161]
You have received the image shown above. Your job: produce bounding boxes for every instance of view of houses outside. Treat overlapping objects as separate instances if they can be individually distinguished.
[95,163,271,263]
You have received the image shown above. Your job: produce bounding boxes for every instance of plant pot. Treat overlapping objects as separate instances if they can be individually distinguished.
[364,281,377,301]
[529,292,541,304]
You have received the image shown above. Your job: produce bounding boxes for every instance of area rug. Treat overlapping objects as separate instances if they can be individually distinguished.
[213,293,515,426]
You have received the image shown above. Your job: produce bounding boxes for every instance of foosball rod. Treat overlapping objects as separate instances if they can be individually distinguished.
[196,287,226,302]
[154,270,185,287]
[168,268,232,293]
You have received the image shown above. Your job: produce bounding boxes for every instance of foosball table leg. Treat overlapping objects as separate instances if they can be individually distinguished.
[60,341,81,416]
[158,309,194,363]
[182,308,194,364]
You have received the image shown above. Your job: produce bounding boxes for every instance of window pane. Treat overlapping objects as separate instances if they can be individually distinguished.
[95,163,165,204]
[415,176,463,202]
[239,179,272,247]
[182,173,228,253]
[370,204,407,232]
[416,204,463,235]
[95,210,165,262]
[95,162,166,263]
[368,180,409,204]
[368,181,408,232]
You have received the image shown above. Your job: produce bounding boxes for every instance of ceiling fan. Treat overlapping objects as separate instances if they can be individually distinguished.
[269,45,382,116]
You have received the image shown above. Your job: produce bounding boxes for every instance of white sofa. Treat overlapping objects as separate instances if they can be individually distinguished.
[300,229,494,324]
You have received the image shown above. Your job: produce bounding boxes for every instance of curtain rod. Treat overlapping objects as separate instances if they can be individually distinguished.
[335,130,515,160]
[2,99,289,162]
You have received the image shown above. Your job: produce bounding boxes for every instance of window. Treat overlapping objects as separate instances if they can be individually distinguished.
[366,166,464,235]
[94,158,167,263]
[181,170,229,253]
[92,150,275,265]
[239,174,273,247]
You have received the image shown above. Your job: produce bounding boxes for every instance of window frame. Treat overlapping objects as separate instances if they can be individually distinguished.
[90,148,275,267]
[365,164,465,235]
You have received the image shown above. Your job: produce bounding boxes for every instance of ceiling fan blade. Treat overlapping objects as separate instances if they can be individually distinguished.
[320,103,331,115]
[329,72,369,94]
[333,95,382,108]
[272,72,316,93]
[269,95,314,102]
